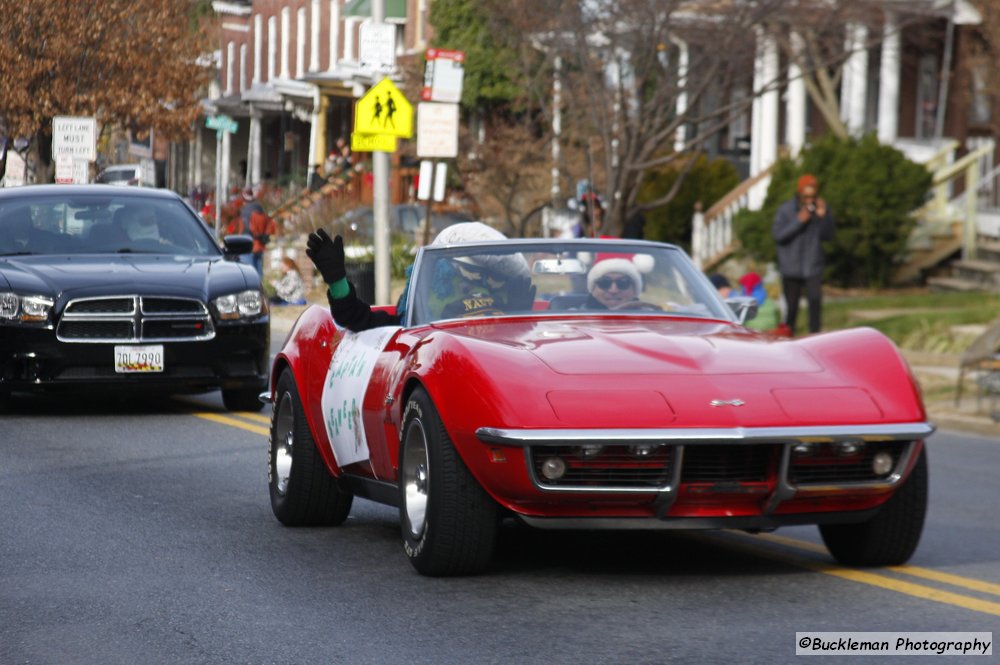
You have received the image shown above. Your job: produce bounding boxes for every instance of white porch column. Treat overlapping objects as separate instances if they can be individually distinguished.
[221,129,232,202]
[785,32,807,157]
[671,35,689,153]
[308,84,321,165]
[296,8,306,79]
[328,0,341,71]
[280,7,291,79]
[877,12,901,144]
[267,16,277,82]
[750,29,779,178]
[248,108,263,187]
[310,0,321,72]
[253,14,263,84]
[840,22,869,137]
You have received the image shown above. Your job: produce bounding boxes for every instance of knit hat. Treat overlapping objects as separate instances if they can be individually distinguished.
[432,222,529,278]
[738,272,767,305]
[709,273,731,290]
[797,174,818,194]
[586,252,654,293]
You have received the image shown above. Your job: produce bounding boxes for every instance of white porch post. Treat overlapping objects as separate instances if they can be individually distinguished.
[671,35,689,153]
[750,29,778,207]
[877,12,901,144]
[841,22,869,137]
[308,84,321,166]
[248,107,262,187]
[328,0,340,71]
[786,32,807,157]
[221,129,232,203]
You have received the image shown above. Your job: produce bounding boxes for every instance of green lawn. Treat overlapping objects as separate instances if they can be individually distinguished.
[821,290,1000,354]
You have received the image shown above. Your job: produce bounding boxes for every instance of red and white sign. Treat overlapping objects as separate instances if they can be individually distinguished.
[421,49,465,103]
[416,103,459,159]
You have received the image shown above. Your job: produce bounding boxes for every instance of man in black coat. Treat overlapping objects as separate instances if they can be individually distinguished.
[772,173,835,334]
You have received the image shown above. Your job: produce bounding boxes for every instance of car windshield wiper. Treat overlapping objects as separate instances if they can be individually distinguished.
[0,251,35,256]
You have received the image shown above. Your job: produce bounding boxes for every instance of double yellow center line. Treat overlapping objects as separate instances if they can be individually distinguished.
[196,407,1000,616]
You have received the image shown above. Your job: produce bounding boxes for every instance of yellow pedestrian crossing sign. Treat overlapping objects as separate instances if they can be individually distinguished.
[354,78,413,139]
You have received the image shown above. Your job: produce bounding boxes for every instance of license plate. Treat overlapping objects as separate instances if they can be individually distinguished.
[114,345,164,373]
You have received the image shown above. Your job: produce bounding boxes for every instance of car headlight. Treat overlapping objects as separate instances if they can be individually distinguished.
[213,289,266,320]
[0,292,54,323]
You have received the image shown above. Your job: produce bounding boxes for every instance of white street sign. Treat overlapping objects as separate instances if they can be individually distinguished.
[359,23,396,73]
[52,116,97,161]
[140,158,156,187]
[417,160,433,200]
[416,103,459,159]
[2,151,25,187]
[55,154,75,184]
[433,162,447,202]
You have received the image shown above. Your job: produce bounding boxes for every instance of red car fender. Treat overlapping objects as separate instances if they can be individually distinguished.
[796,327,927,423]
[271,305,343,476]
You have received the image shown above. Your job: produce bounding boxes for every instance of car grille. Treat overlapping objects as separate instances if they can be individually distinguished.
[57,296,215,343]
[530,444,674,490]
[526,441,910,492]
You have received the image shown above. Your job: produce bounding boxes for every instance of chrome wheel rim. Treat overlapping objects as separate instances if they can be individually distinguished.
[273,390,294,495]
[401,418,430,538]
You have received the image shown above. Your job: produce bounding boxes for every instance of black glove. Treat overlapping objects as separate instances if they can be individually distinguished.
[306,229,345,284]
[506,275,537,312]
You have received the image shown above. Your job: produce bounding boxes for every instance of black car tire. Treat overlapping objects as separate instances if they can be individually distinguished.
[399,387,498,576]
[268,368,353,526]
[819,447,928,566]
[222,385,267,412]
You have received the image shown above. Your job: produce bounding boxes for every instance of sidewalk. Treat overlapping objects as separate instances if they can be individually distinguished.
[267,308,997,438]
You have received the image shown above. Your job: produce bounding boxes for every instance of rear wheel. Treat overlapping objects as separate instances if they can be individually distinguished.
[820,448,928,566]
[268,368,353,526]
[223,384,266,412]
[399,387,498,576]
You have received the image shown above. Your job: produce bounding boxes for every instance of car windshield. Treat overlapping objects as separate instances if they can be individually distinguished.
[406,239,732,326]
[97,169,137,184]
[0,193,221,256]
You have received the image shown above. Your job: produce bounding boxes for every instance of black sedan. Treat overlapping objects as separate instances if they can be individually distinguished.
[0,185,269,411]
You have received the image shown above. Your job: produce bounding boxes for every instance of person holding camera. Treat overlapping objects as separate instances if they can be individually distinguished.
[772,173,835,335]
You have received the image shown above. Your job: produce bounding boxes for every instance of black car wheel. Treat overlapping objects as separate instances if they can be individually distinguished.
[399,387,498,576]
[223,384,267,412]
[268,368,353,526]
[820,447,928,566]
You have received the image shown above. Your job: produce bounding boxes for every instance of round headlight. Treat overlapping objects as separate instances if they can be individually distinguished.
[540,457,567,480]
[872,452,894,476]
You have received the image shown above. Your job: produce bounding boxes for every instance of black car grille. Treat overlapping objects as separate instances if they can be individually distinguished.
[525,440,911,492]
[57,296,214,343]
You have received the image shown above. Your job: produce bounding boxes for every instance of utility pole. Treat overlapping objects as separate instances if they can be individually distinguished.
[372,0,391,305]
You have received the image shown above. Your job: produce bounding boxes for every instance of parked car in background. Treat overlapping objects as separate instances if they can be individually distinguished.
[265,237,932,576]
[0,185,269,411]
[95,164,142,186]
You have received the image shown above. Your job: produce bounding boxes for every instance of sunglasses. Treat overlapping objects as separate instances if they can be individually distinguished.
[594,276,634,291]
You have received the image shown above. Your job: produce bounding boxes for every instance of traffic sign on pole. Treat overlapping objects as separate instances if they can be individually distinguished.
[354,78,413,139]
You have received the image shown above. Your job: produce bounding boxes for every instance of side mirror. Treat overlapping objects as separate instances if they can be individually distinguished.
[725,296,758,324]
[223,234,253,257]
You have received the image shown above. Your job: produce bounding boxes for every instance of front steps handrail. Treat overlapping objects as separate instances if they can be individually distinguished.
[691,164,773,270]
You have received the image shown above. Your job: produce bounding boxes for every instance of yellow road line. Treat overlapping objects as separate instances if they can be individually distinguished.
[719,532,1000,615]
[754,532,1000,599]
[234,412,271,424]
[193,411,270,437]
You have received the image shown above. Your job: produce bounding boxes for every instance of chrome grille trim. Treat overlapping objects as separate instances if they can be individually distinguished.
[57,295,215,343]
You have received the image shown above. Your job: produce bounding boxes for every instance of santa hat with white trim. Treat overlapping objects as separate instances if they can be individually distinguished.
[585,251,655,292]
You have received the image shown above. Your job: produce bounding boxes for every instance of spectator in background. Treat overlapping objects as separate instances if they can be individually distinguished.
[621,211,646,239]
[708,273,732,298]
[738,272,780,332]
[308,164,326,192]
[269,257,307,305]
[772,173,835,334]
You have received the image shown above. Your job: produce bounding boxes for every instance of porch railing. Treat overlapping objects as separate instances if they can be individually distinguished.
[690,165,772,270]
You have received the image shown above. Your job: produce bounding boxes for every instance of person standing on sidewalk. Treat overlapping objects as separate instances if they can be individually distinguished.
[772,173,835,335]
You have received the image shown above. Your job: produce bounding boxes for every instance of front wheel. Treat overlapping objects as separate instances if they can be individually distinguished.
[820,447,928,566]
[399,387,498,576]
[268,368,353,526]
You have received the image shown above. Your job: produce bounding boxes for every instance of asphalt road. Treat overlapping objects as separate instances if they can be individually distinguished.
[2,352,998,663]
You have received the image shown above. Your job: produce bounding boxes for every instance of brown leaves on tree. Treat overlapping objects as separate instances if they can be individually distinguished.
[0,0,212,150]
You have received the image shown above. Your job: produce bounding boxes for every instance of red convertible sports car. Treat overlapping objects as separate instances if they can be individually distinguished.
[266,238,933,576]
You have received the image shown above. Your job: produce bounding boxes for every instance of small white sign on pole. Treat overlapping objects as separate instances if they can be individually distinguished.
[52,116,97,161]
[433,162,447,202]
[140,158,156,187]
[55,155,75,184]
[72,158,89,184]
[2,151,26,187]
[359,23,397,73]
[416,102,459,159]
[416,160,433,201]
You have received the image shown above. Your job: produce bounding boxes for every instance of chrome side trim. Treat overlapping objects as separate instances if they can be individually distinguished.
[476,422,935,446]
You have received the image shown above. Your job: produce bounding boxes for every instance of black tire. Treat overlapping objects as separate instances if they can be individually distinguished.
[399,387,498,576]
[820,447,928,566]
[0,391,10,414]
[268,368,353,526]
[222,384,267,412]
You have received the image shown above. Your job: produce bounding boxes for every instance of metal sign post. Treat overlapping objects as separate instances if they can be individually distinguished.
[372,0,390,305]
[206,114,239,238]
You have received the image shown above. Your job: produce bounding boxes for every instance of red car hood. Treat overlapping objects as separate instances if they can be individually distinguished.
[428,317,923,428]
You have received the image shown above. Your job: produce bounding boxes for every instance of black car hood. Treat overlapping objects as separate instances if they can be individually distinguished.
[0,254,256,306]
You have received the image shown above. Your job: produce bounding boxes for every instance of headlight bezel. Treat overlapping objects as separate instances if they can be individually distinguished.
[212,289,267,321]
[0,292,54,324]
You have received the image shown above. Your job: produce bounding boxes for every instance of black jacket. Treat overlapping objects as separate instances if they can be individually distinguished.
[772,198,835,279]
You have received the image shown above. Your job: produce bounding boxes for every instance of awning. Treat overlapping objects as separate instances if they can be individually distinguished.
[342,0,406,21]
